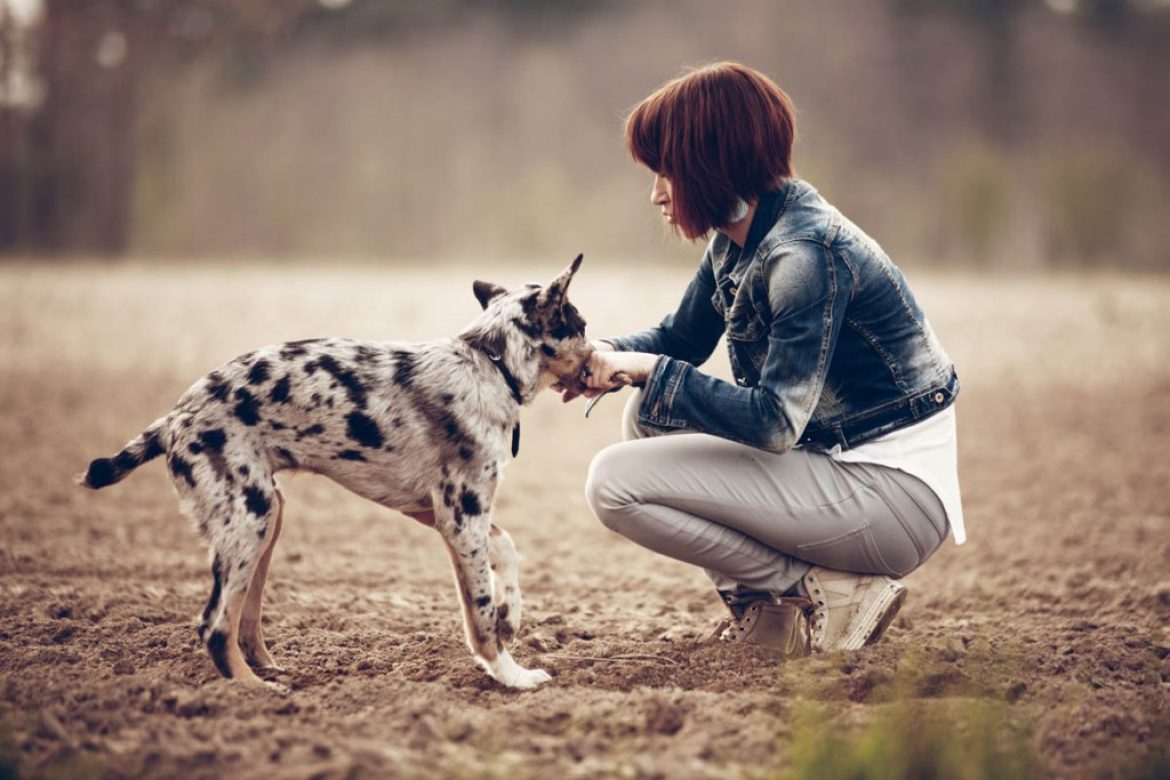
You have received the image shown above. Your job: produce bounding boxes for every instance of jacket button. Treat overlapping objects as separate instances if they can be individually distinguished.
[736,377,747,386]
[933,392,945,403]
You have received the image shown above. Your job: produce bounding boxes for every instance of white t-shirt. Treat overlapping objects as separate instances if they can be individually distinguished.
[827,406,966,545]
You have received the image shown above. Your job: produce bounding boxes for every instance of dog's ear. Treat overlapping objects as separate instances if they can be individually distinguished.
[541,253,583,308]
[473,280,508,310]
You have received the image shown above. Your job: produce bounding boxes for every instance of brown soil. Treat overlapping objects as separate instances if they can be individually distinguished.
[1,263,1167,778]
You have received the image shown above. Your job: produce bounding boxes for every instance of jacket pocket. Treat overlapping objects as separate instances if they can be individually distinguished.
[725,291,766,342]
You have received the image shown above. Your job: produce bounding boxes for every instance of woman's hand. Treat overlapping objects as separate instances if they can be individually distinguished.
[560,348,659,403]
[584,350,657,389]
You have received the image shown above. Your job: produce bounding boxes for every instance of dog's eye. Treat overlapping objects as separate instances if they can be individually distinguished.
[540,344,557,357]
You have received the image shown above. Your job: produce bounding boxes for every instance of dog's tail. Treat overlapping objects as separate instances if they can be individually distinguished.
[77,417,168,490]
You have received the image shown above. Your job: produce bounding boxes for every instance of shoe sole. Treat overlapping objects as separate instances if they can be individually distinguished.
[840,581,907,652]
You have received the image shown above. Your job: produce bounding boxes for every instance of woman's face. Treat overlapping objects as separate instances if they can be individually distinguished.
[650,173,674,225]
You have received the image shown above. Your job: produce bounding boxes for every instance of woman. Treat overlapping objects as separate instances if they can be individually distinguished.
[578,62,964,656]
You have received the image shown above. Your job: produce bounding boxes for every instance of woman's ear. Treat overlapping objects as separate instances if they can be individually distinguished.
[473,280,508,310]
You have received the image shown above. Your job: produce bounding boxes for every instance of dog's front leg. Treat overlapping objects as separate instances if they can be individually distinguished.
[488,525,522,647]
[434,490,550,690]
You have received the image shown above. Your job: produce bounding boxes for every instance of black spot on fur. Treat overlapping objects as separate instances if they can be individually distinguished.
[113,450,139,471]
[345,412,383,449]
[85,458,117,488]
[200,557,223,636]
[274,447,297,468]
[460,488,483,517]
[207,378,231,403]
[475,595,492,609]
[270,421,287,430]
[336,449,366,461]
[440,393,455,405]
[200,429,227,453]
[354,345,377,363]
[247,359,270,385]
[540,343,557,357]
[233,388,263,426]
[269,374,291,403]
[243,485,270,517]
[519,290,539,316]
[168,454,197,488]
[144,435,165,460]
[453,506,464,527]
[188,442,204,455]
[443,419,467,445]
[298,423,325,439]
[459,446,474,461]
[206,630,232,678]
[315,354,368,408]
[393,351,418,389]
[512,315,542,339]
[550,301,587,340]
[238,464,250,477]
[442,482,455,508]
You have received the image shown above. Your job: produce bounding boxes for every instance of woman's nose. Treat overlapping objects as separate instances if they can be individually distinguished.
[651,175,669,205]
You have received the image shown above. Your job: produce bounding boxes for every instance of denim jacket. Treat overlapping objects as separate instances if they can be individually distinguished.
[607,178,959,454]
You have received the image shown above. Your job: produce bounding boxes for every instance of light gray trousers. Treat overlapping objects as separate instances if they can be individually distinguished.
[585,391,949,597]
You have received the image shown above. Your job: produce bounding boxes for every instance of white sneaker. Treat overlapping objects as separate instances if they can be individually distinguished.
[802,567,907,653]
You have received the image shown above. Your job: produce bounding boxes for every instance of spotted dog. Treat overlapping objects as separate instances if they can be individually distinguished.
[78,255,592,690]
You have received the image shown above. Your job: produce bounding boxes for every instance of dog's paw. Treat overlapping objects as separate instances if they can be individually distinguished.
[503,666,552,690]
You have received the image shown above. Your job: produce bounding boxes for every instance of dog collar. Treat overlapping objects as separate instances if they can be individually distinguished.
[486,354,524,407]
[471,349,522,457]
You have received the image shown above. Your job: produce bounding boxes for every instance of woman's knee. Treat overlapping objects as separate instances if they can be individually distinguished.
[584,443,640,533]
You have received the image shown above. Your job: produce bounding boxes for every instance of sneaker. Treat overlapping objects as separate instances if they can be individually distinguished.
[711,597,811,656]
[802,567,907,653]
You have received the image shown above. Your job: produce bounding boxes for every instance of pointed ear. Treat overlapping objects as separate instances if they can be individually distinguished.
[473,280,508,310]
[541,253,584,307]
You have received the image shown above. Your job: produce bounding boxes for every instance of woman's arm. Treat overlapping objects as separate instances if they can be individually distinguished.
[617,241,850,453]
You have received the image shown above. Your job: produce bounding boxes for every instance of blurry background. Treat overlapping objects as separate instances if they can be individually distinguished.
[1,0,1168,268]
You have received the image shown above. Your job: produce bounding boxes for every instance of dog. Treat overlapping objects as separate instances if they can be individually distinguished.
[78,255,592,690]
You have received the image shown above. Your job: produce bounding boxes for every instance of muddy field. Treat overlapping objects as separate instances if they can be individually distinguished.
[1,261,1168,779]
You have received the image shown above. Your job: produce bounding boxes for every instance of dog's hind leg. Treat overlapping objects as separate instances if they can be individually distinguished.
[434,482,549,690]
[238,488,284,671]
[198,481,282,686]
[488,525,521,648]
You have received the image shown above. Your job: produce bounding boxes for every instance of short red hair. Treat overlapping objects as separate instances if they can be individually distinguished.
[625,62,797,239]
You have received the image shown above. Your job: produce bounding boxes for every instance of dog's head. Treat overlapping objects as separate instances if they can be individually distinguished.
[461,254,593,402]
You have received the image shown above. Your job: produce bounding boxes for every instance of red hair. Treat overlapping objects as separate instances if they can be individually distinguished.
[625,62,797,239]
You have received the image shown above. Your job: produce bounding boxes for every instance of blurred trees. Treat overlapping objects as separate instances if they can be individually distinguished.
[1,0,1167,266]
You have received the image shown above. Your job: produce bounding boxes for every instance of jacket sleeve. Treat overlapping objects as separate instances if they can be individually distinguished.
[633,241,851,453]
[604,243,725,367]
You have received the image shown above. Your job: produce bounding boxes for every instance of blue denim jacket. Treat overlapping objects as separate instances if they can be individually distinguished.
[607,178,959,453]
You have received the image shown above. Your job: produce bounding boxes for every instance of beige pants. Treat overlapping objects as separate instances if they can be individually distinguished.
[585,391,948,597]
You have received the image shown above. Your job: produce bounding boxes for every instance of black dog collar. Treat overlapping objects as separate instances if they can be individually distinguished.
[488,355,522,457]
[468,348,522,457]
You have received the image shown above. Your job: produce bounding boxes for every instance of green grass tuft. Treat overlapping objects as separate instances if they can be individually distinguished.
[776,700,1037,780]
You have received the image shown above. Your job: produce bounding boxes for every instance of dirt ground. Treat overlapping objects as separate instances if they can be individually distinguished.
[1,261,1167,779]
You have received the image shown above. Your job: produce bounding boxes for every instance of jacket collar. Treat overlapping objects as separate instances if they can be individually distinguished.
[715,179,796,283]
